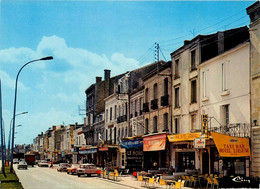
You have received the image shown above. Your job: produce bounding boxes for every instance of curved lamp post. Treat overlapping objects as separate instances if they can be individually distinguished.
[7,112,28,164]
[10,56,53,172]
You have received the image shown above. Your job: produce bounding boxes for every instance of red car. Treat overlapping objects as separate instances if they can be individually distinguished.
[76,163,99,177]
[67,164,79,175]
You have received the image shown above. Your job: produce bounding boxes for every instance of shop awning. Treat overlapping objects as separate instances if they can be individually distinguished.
[167,132,201,142]
[121,139,143,149]
[78,148,97,154]
[143,133,166,151]
[211,132,250,157]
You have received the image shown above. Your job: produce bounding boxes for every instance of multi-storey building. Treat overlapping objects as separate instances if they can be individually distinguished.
[247,1,260,177]
[170,26,250,175]
[142,61,171,170]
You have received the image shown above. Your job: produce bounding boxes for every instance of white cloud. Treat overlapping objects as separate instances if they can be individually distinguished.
[0,35,142,144]
[0,70,28,90]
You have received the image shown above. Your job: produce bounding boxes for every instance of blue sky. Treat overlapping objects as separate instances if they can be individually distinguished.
[0,0,253,144]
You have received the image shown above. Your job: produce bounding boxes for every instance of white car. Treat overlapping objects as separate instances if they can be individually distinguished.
[38,160,49,167]
[18,161,28,169]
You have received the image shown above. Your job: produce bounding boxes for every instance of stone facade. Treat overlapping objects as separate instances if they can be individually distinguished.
[247,1,260,177]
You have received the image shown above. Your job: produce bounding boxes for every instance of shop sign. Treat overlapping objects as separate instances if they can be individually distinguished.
[98,147,109,151]
[201,114,208,134]
[143,134,166,151]
[79,148,97,154]
[121,139,143,149]
[168,132,201,142]
[70,125,74,146]
[194,138,206,148]
[211,132,250,157]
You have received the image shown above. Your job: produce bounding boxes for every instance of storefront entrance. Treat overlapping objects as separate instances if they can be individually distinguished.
[176,152,195,172]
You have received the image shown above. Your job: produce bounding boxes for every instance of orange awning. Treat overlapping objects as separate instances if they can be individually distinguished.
[211,132,250,157]
[143,134,166,151]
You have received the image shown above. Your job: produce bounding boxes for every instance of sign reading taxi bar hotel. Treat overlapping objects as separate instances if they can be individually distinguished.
[211,132,250,157]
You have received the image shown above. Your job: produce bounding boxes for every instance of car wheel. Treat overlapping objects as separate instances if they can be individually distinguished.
[67,172,69,174]
[78,174,80,177]
[87,174,91,177]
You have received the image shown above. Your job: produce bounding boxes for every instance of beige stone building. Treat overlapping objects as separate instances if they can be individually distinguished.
[247,1,260,177]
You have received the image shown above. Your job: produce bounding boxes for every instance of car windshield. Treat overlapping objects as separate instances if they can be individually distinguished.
[60,163,68,167]
[19,161,27,165]
[71,164,79,168]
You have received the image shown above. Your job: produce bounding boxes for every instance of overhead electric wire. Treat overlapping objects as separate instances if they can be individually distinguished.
[159,9,246,44]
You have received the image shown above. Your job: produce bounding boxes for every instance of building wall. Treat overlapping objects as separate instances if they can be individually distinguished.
[130,89,144,136]
[172,45,200,134]
[143,65,172,133]
[199,43,250,127]
[247,1,260,177]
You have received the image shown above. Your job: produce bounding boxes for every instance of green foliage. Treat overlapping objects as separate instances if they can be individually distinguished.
[0,166,23,189]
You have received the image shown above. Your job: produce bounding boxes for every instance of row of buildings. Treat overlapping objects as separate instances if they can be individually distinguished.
[33,1,260,178]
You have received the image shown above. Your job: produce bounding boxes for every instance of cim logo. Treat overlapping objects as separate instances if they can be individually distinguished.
[230,138,238,143]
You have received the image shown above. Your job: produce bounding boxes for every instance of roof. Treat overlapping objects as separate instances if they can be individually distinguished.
[142,61,171,81]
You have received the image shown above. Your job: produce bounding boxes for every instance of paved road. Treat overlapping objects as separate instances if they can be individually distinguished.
[14,165,138,189]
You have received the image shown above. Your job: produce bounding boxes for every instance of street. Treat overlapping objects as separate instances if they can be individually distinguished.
[14,165,140,189]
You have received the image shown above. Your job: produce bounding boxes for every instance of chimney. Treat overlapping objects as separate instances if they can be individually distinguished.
[218,32,224,55]
[104,69,111,81]
[96,77,102,83]
[52,126,56,131]
[184,40,190,46]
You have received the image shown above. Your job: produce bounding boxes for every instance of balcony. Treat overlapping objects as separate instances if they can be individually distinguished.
[151,99,158,110]
[161,95,169,106]
[117,117,121,123]
[123,115,127,122]
[143,103,149,112]
[174,74,180,79]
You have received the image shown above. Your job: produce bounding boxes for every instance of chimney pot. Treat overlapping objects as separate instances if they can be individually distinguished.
[104,69,111,81]
[96,77,102,83]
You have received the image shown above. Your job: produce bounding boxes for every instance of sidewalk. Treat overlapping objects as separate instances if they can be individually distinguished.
[96,174,194,189]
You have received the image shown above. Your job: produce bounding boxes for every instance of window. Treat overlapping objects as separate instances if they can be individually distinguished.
[153,83,158,99]
[145,118,149,134]
[114,105,117,119]
[175,59,179,78]
[175,87,180,108]
[222,104,229,126]
[191,50,196,70]
[191,80,197,103]
[118,129,120,141]
[125,127,127,137]
[145,88,149,103]
[110,107,112,120]
[175,117,180,134]
[140,98,143,111]
[191,114,196,131]
[119,106,121,117]
[114,127,117,144]
[110,128,112,141]
[164,78,168,95]
[222,63,227,91]
[130,102,133,116]
[202,71,206,98]
[135,100,138,116]
[153,116,158,133]
[106,109,108,122]
[125,103,128,116]
[163,113,168,131]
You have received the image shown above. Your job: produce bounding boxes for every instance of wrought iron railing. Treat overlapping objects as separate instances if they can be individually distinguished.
[208,123,251,137]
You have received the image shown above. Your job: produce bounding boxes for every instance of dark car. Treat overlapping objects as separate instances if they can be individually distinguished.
[57,163,71,172]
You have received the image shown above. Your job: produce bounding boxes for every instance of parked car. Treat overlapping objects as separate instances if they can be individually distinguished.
[17,161,28,169]
[38,160,49,167]
[67,164,79,175]
[13,158,19,164]
[24,154,36,167]
[57,163,71,172]
[76,163,99,177]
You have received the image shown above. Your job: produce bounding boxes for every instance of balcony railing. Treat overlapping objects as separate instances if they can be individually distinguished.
[151,99,158,110]
[143,103,149,112]
[161,95,169,106]
[208,123,251,138]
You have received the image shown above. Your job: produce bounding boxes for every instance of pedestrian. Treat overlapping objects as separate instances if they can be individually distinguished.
[50,161,53,169]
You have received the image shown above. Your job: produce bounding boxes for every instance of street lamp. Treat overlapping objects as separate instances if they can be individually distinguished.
[10,56,53,172]
[7,112,28,165]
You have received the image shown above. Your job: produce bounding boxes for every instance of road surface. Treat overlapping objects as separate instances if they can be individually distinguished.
[14,165,138,189]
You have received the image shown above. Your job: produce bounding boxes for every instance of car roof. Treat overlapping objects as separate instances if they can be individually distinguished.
[80,163,95,166]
